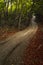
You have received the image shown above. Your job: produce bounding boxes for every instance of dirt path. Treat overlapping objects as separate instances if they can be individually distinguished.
[0,23,38,65]
[23,24,43,65]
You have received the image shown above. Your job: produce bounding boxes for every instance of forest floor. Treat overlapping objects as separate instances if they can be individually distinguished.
[0,27,18,41]
[23,23,43,65]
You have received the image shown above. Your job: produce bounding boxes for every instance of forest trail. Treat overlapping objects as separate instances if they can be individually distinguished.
[23,24,43,65]
[0,15,38,65]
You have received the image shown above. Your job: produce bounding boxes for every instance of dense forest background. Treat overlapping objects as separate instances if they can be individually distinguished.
[0,0,43,29]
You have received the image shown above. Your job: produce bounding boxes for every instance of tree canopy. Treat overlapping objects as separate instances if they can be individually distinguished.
[0,0,43,29]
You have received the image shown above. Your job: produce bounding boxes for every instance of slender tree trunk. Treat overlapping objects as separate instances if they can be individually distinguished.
[4,0,9,20]
[10,0,12,13]
[18,0,23,30]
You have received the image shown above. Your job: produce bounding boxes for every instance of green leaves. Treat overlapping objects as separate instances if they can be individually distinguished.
[33,0,43,15]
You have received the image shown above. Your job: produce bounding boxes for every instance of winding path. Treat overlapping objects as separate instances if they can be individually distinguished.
[0,16,38,65]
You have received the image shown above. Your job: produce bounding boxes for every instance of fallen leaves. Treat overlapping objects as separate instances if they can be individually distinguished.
[23,26,43,65]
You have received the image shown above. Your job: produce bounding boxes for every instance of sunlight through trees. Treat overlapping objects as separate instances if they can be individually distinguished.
[0,0,43,29]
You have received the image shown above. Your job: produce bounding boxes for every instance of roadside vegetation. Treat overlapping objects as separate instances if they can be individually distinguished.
[0,0,43,41]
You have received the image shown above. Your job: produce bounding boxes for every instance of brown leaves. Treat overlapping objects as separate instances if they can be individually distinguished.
[23,27,43,65]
